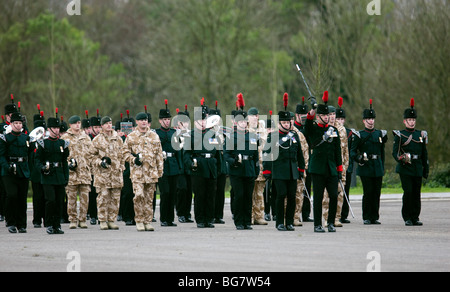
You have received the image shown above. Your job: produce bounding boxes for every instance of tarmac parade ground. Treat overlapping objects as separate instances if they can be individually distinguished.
[1,194,449,273]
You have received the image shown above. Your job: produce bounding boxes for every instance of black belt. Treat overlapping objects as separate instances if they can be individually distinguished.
[241,155,253,161]
[368,154,380,160]
[9,157,28,162]
[194,153,214,159]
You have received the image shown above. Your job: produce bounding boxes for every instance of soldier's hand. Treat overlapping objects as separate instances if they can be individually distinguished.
[8,163,16,176]
[41,162,51,175]
[134,157,142,166]
[68,158,77,171]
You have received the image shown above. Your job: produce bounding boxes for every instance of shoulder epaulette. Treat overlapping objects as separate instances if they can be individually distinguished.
[37,139,45,148]
[351,129,360,138]
[392,130,401,137]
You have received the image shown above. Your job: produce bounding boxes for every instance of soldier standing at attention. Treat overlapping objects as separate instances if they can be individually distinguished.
[92,116,125,230]
[304,91,343,233]
[61,115,94,229]
[156,100,182,227]
[209,101,228,225]
[263,93,306,231]
[183,99,219,228]
[173,105,194,223]
[123,112,164,232]
[0,97,19,223]
[392,98,428,226]
[0,111,32,233]
[225,95,259,230]
[35,111,70,234]
[350,99,387,225]
[87,113,102,225]
[247,106,268,226]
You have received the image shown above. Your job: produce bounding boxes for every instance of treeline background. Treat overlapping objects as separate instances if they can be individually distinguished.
[1,0,449,186]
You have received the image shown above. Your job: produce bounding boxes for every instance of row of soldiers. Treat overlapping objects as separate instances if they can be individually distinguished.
[0,91,428,234]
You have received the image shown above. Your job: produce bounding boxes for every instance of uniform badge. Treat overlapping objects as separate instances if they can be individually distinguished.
[209,138,218,145]
[250,138,257,145]
[60,146,64,152]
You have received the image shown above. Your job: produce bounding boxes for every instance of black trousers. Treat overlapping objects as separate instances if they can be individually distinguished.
[360,176,383,221]
[273,179,297,226]
[312,174,338,226]
[400,174,422,222]
[159,174,178,223]
[230,176,255,227]
[341,172,352,220]
[43,184,65,229]
[214,173,227,220]
[191,175,216,224]
[88,178,98,219]
[2,176,29,229]
[32,181,46,226]
[121,173,135,222]
[176,174,192,219]
[263,179,276,216]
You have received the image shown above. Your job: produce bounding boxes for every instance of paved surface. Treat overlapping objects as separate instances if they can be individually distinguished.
[1,193,450,272]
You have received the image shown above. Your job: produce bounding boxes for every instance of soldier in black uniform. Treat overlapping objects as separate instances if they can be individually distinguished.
[173,105,194,223]
[88,113,101,224]
[0,112,32,233]
[30,109,47,228]
[156,100,182,226]
[335,97,353,223]
[209,102,228,224]
[0,100,20,223]
[350,99,387,225]
[183,100,219,228]
[304,92,343,233]
[35,112,70,234]
[224,97,259,230]
[392,98,429,226]
[263,93,306,231]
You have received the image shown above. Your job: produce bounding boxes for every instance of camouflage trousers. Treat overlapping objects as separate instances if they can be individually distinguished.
[66,184,91,223]
[322,182,344,222]
[132,182,156,224]
[251,181,265,223]
[96,188,121,222]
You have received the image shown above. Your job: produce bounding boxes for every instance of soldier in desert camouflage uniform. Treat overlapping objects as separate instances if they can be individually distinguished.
[61,115,95,229]
[322,105,349,227]
[247,107,268,226]
[123,112,164,232]
[290,110,310,226]
[92,116,125,230]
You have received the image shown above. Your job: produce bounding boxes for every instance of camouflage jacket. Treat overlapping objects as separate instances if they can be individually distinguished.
[291,126,310,176]
[61,129,94,185]
[123,127,164,183]
[335,121,349,182]
[92,130,125,189]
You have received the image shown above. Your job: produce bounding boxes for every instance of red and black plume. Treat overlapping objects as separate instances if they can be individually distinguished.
[283,92,289,111]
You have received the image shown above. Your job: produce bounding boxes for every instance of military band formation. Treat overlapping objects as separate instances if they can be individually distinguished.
[0,91,428,235]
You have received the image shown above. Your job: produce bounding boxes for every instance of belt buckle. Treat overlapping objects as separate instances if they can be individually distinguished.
[205,153,212,158]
